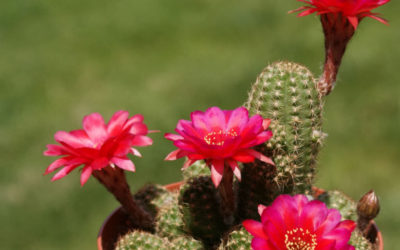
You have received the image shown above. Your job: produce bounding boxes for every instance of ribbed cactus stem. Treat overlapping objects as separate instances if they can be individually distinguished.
[93,167,154,231]
[246,61,324,194]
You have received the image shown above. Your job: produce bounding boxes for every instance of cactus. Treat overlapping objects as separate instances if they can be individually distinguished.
[171,236,204,250]
[179,176,228,247]
[316,190,357,221]
[116,230,203,250]
[155,194,186,240]
[133,184,174,219]
[350,230,373,250]
[218,226,252,250]
[245,61,324,194]
[116,231,170,250]
[182,161,211,180]
[114,61,377,250]
[237,162,279,220]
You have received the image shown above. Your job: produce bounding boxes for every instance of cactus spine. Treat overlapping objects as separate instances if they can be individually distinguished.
[155,195,186,240]
[116,230,203,250]
[245,61,324,194]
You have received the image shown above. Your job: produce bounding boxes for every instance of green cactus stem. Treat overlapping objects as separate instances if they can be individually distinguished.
[182,161,211,180]
[245,61,324,194]
[349,230,373,250]
[218,226,252,250]
[155,194,186,240]
[116,230,203,250]
[133,184,174,219]
[316,190,357,221]
[116,231,170,250]
[171,236,204,250]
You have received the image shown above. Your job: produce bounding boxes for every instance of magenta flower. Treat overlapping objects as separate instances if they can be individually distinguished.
[292,0,390,29]
[44,110,153,186]
[243,194,356,250]
[165,106,273,187]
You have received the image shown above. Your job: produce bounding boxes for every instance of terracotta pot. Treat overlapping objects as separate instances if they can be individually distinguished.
[98,184,383,250]
[97,181,183,250]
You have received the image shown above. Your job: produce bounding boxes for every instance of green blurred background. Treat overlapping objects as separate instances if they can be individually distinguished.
[0,0,398,249]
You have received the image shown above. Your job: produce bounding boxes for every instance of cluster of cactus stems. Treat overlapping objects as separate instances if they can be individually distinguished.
[40,1,389,249]
[114,61,381,250]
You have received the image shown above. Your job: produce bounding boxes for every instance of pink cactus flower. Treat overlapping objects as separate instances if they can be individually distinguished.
[291,0,390,29]
[243,194,356,250]
[44,111,153,186]
[165,106,273,187]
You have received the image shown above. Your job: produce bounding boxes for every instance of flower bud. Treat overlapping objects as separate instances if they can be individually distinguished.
[357,190,380,220]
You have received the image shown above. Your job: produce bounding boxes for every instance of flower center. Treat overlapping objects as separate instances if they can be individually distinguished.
[203,129,238,146]
[284,227,317,250]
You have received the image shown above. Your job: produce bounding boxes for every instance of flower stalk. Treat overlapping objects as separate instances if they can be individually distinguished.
[319,13,355,96]
[93,167,154,231]
[218,165,235,225]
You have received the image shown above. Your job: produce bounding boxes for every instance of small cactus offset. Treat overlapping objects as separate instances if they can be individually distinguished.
[116,231,171,250]
[155,195,186,240]
[170,236,204,250]
[217,226,252,250]
[133,184,174,219]
[316,190,357,221]
[182,161,211,180]
[245,61,324,194]
[349,230,373,250]
[116,230,203,250]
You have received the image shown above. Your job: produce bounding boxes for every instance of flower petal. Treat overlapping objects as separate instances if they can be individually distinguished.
[129,123,148,135]
[80,166,93,186]
[165,149,183,161]
[44,158,68,174]
[243,220,268,240]
[210,159,224,187]
[245,149,275,166]
[54,131,91,148]
[204,107,226,130]
[82,113,107,145]
[165,133,184,141]
[51,165,78,182]
[112,157,135,172]
[251,237,272,250]
[226,107,249,131]
[130,147,142,157]
[107,110,129,136]
[227,159,241,181]
[131,135,153,147]
[44,144,72,156]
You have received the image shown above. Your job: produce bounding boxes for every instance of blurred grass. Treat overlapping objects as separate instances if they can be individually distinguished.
[0,0,398,249]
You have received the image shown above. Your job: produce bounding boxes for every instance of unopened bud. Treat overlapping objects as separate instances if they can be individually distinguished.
[357,190,380,220]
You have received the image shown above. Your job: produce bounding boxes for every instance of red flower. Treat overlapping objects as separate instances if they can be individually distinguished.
[44,111,153,186]
[243,194,356,250]
[165,106,274,187]
[292,0,390,29]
